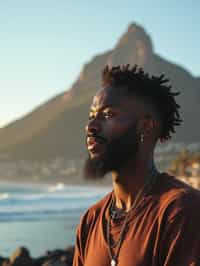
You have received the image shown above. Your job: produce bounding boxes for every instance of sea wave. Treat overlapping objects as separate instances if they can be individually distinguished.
[0,208,82,222]
[0,190,108,202]
[0,183,110,222]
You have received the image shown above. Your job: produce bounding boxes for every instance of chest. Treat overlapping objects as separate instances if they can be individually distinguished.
[84,210,160,266]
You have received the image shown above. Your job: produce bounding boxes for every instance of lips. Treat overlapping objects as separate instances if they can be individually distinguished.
[87,135,107,154]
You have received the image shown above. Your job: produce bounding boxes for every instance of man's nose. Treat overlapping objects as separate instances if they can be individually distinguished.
[85,117,101,134]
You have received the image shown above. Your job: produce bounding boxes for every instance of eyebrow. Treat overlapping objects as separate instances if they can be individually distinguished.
[90,104,122,113]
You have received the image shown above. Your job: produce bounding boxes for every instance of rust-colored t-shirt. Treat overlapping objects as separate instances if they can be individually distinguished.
[73,174,200,266]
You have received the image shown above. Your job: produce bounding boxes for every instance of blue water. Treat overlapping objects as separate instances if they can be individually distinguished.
[0,181,110,257]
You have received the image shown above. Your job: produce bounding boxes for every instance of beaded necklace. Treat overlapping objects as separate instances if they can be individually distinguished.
[106,167,159,266]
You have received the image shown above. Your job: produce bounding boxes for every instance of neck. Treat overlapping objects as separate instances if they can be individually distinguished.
[111,154,156,211]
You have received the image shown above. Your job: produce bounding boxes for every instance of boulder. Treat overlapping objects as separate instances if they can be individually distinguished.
[9,247,34,266]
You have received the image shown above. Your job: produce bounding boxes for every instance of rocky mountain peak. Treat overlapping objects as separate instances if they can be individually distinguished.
[118,23,152,45]
[75,23,154,89]
[107,23,153,67]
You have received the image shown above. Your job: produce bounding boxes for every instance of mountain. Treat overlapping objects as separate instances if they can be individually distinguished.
[0,23,199,161]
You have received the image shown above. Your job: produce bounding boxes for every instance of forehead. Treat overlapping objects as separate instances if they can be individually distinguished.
[91,86,138,112]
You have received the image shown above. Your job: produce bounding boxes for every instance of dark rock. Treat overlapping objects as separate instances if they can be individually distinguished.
[0,245,74,266]
[42,260,66,266]
[2,259,10,266]
[9,246,34,266]
[34,246,74,266]
[0,257,8,266]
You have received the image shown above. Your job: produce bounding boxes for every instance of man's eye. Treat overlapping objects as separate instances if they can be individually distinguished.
[88,111,114,120]
[103,112,114,119]
[88,114,95,120]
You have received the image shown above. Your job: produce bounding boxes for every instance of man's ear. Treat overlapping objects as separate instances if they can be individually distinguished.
[137,115,159,138]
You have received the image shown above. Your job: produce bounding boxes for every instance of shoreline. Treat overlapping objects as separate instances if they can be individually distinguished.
[0,175,112,188]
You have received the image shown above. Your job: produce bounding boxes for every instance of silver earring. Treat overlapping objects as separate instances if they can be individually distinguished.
[140,133,144,143]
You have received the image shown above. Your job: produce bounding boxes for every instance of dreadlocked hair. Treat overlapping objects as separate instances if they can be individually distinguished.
[102,64,182,142]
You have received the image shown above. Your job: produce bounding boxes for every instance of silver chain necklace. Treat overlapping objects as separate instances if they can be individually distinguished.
[106,168,159,266]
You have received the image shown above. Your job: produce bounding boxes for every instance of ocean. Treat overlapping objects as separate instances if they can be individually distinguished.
[0,181,110,258]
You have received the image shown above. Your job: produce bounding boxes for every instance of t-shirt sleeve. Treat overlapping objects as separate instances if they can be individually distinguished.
[73,210,90,266]
[159,193,200,266]
[73,224,84,266]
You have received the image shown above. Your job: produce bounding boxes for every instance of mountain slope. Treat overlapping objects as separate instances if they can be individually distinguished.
[0,23,199,161]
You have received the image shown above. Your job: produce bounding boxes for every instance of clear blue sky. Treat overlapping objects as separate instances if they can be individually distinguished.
[0,0,199,127]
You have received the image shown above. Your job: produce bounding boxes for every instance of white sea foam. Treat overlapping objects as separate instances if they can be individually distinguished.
[0,193,9,200]
[47,182,65,192]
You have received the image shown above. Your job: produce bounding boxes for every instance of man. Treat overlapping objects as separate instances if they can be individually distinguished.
[73,65,200,266]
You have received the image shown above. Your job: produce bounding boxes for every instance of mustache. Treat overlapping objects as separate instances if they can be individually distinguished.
[86,132,107,144]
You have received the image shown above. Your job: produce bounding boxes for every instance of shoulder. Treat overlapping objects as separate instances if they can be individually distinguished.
[156,175,200,265]
[77,191,112,232]
[156,173,200,222]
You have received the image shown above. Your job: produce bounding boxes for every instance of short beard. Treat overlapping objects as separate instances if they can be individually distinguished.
[83,123,139,180]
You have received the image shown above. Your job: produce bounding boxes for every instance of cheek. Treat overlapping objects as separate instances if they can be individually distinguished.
[104,117,137,139]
